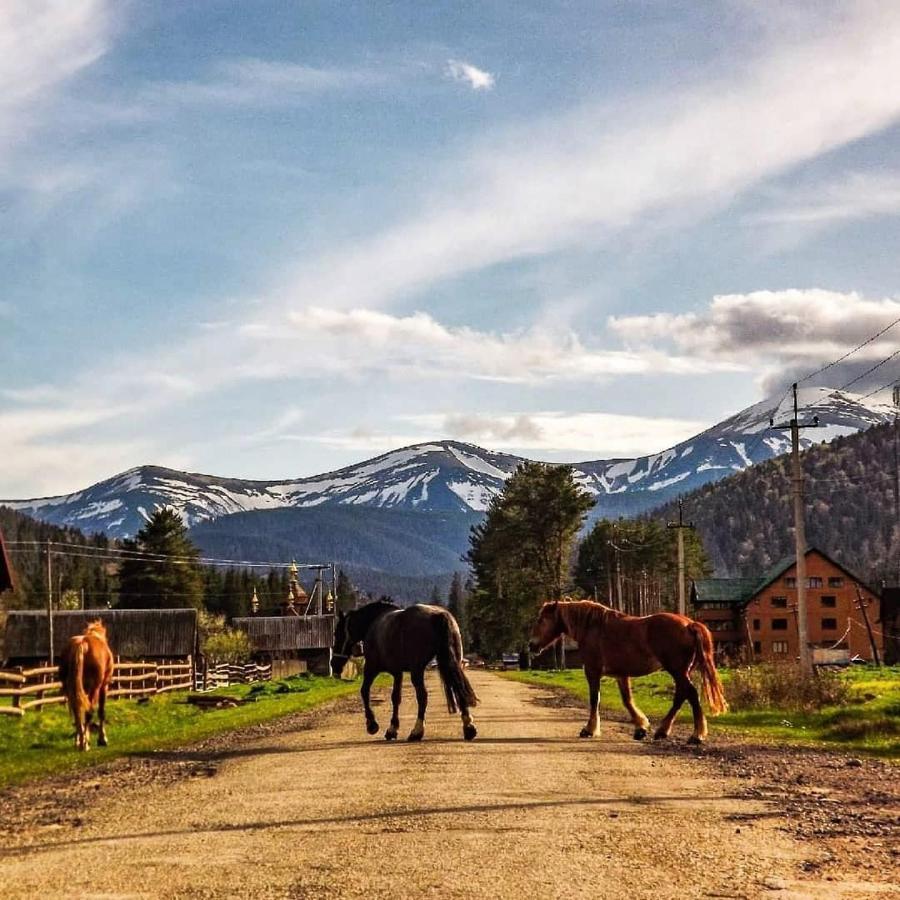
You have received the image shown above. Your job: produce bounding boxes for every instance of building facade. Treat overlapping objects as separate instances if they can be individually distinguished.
[692,548,882,663]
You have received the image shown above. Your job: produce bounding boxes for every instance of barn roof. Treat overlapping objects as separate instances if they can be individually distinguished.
[690,577,761,607]
[2,609,198,662]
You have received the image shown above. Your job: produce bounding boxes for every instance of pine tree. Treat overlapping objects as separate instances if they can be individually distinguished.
[467,462,594,657]
[117,508,204,609]
[335,569,358,612]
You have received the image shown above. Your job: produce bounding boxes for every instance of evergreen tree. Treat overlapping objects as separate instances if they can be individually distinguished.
[335,568,358,612]
[429,584,443,606]
[447,571,466,626]
[117,508,204,609]
[467,462,594,657]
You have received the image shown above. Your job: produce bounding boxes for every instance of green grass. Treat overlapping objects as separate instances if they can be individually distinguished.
[0,674,359,788]
[503,665,900,759]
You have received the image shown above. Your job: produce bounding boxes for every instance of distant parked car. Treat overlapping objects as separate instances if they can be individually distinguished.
[500,652,519,671]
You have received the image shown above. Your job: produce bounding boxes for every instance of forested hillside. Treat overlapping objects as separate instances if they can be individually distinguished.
[652,421,900,585]
[0,507,117,611]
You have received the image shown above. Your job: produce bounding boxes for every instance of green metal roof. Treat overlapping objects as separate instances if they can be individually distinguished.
[690,577,762,606]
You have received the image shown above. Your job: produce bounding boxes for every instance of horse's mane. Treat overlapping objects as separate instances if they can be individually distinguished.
[348,599,400,637]
[556,599,620,643]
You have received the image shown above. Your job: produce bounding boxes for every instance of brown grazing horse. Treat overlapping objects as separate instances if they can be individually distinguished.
[529,600,727,744]
[332,600,478,742]
[59,620,114,751]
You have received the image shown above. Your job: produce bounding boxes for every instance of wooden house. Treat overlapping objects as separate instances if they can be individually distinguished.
[691,548,882,663]
[232,614,334,675]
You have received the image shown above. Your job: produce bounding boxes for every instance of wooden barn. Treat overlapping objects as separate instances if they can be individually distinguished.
[2,608,199,666]
[691,547,882,663]
[232,614,334,676]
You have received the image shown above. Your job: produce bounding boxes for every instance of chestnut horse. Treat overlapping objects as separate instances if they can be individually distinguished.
[529,600,727,744]
[59,620,114,751]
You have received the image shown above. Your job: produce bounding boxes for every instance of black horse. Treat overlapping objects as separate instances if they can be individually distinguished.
[332,600,478,742]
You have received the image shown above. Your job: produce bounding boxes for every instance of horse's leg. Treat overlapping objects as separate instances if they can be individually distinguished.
[459,690,477,743]
[361,663,380,735]
[653,675,686,741]
[580,666,601,738]
[384,673,402,741]
[408,667,427,742]
[97,686,109,747]
[683,676,708,744]
[617,677,651,740]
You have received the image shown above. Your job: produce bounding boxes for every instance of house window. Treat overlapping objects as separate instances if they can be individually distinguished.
[752,618,760,630]
[785,577,796,588]
[808,577,823,588]
[772,640,789,654]
[771,596,787,608]
[828,577,844,588]
[753,641,761,654]
[821,618,837,630]
[821,595,837,608]
[772,618,788,631]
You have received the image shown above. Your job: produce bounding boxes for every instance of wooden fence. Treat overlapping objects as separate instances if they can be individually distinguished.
[194,662,273,692]
[0,657,194,717]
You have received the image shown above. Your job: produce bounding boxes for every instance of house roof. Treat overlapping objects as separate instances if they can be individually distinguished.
[692,546,877,609]
[691,577,762,606]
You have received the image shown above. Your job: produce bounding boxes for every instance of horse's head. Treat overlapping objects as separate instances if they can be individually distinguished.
[85,620,107,638]
[330,610,363,677]
[528,601,564,655]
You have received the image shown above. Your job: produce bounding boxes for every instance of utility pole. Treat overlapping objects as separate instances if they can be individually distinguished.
[770,383,819,676]
[667,498,694,616]
[893,384,900,585]
[45,540,54,664]
[855,585,881,667]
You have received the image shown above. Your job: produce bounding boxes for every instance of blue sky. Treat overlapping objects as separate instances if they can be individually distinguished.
[3,0,900,497]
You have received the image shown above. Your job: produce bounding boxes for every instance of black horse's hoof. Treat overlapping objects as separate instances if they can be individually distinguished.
[366,720,380,735]
[579,727,595,738]
[633,727,647,741]
[686,735,704,746]
[407,731,424,742]
[384,730,398,741]
[653,731,669,742]
[98,736,108,747]
[463,723,477,741]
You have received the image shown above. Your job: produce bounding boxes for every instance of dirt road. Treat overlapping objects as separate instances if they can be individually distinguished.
[0,672,893,899]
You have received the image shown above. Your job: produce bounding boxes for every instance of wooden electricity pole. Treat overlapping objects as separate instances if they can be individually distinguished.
[770,383,819,676]
[667,498,694,616]
[46,539,54,664]
[855,585,881,667]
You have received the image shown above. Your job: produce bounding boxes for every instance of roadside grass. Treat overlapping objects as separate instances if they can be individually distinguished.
[503,665,900,759]
[0,674,359,789]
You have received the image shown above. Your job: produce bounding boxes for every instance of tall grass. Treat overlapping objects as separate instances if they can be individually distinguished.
[725,663,851,712]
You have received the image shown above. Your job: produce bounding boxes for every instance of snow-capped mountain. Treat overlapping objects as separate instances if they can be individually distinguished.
[3,387,894,539]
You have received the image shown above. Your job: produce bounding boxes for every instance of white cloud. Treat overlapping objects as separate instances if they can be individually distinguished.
[609,289,900,392]
[371,410,708,457]
[446,59,495,91]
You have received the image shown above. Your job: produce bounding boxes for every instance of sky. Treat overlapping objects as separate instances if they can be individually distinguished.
[3,0,900,498]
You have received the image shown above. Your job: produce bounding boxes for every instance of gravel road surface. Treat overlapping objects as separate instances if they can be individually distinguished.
[0,672,894,899]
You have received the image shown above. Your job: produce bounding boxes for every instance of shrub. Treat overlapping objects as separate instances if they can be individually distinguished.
[726,663,851,712]
[202,628,252,665]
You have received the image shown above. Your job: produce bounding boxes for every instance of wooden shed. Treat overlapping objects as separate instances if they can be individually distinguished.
[232,614,334,675]
[2,609,198,665]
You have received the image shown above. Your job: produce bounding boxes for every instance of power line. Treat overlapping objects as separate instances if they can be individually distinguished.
[797,314,900,385]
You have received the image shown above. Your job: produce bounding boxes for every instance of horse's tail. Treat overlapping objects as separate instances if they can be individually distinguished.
[434,612,479,714]
[688,622,728,715]
[66,639,90,720]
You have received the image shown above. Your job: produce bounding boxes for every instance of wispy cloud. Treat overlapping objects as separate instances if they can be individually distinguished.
[750,171,900,228]
[0,0,112,160]
[445,59,495,91]
[268,6,900,315]
[146,58,385,107]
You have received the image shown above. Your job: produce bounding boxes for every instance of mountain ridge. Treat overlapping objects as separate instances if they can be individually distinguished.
[3,387,894,540]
